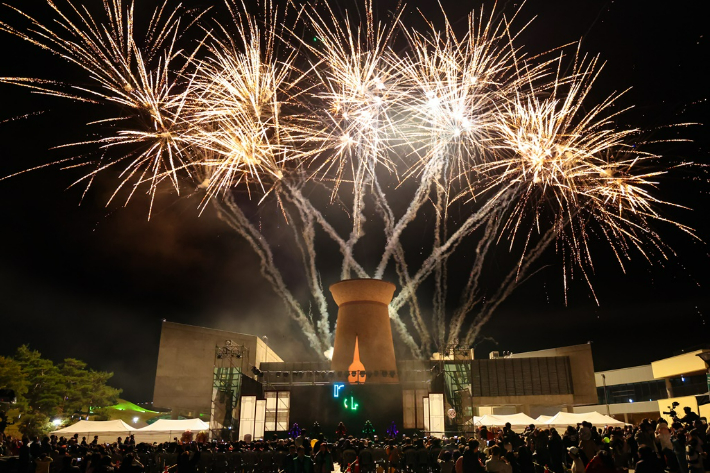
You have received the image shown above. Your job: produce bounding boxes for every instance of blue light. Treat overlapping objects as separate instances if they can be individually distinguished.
[629,399,634,403]
[333,383,345,398]
[681,376,685,382]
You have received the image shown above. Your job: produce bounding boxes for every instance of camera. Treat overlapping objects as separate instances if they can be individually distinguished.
[662,401,680,418]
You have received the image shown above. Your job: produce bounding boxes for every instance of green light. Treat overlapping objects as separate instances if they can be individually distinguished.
[343,395,359,411]
[313,37,318,42]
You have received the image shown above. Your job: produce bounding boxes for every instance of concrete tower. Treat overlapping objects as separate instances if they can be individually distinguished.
[330,278,399,383]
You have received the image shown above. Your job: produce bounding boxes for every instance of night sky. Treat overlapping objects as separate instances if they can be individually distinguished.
[0,0,708,403]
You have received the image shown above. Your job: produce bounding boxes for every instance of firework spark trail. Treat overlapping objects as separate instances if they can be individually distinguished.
[482,52,695,299]
[295,1,406,279]
[0,0,200,217]
[183,0,308,208]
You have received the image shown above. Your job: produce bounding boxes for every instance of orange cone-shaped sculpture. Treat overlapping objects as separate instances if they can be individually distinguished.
[330,278,399,383]
[348,336,366,384]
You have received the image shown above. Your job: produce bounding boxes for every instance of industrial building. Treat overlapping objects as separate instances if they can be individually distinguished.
[151,279,605,440]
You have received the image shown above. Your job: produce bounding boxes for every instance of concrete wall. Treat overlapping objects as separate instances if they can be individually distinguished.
[574,400,658,416]
[152,322,282,417]
[595,365,655,387]
[651,350,707,379]
[509,344,597,405]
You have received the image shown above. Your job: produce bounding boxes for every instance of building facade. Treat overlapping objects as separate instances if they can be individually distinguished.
[573,349,710,424]
[152,321,282,419]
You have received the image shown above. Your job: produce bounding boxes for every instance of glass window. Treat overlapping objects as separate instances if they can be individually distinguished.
[277,392,290,431]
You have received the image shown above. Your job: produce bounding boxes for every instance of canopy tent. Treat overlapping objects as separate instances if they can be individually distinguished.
[51,420,135,444]
[133,419,210,443]
[541,411,625,427]
[474,413,537,427]
[535,415,553,424]
[463,413,537,432]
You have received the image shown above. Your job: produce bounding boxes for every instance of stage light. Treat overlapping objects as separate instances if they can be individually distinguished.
[251,367,264,377]
[328,371,335,378]
[381,370,387,377]
[373,371,379,377]
[52,419,62,426]
[132,417,139,423]
[389,371,396,378]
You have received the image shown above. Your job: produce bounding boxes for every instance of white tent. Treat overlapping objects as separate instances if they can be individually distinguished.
[535,415,553,424]
[51,420,135,444]
[133,419,210,443]
[476,413,537,427]
[579,412,626,426]
[542,411,624,427]
[463,414,536,432]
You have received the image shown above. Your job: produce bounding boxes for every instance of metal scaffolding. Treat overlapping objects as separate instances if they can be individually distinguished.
[210,340,249,441]
[439,345,473,432]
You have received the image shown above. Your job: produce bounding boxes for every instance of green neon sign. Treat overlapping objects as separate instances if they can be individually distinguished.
[343,395,359,411]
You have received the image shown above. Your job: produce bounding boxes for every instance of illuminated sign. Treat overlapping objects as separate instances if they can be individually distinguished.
[333,383,360,411]
[343,395,359,411]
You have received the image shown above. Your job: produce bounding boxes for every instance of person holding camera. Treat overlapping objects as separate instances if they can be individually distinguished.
[679,408,700,427]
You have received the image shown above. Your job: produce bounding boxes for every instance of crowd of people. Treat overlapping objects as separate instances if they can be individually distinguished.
[0,413,708,473]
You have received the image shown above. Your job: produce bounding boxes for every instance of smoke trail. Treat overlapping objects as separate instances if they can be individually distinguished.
[389,306,423,359]
[446,211,503,346]
[374,162,440,279]
[372,178,433,354]
[391,189,514,314]
[432,167,450,349]
[286,184,369,279]
[216,195,328,353]
[463,224,558,347]
[342,163,368,280]
[279,190,333,345]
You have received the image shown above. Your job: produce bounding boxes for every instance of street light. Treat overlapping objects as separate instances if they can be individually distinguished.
[601,374,610,415]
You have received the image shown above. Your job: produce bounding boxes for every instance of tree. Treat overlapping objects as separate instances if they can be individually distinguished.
[6,346,122,437]
[59,359,120,415]
[0,356,28,404]
[0,356,29,433]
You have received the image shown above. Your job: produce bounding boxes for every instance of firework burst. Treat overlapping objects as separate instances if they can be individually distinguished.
[0,0,697,356]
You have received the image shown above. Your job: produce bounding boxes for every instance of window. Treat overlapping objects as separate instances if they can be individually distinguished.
[277,392,290,431]
[597,380,667,404]
[669,375,707,398]
[264,391,290,432]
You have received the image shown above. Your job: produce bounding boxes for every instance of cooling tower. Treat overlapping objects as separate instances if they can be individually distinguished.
[330,278,399,383]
